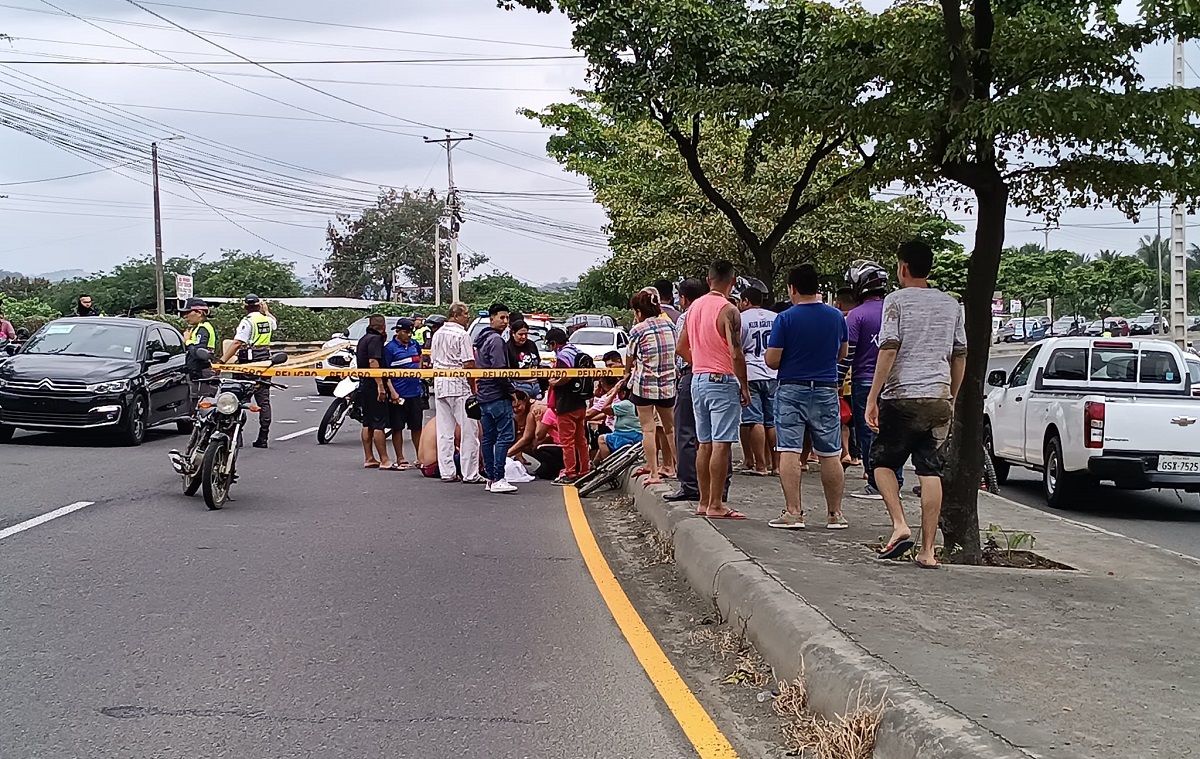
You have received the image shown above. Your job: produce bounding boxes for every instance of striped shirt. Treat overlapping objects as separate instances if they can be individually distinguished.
[628,315,678,400]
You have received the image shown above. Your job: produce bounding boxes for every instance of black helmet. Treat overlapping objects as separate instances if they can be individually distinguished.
[425,313,447,328]
[183,298,210,313]
[845,260,888,299]
[243,294,261,306]
[732,276,768,301]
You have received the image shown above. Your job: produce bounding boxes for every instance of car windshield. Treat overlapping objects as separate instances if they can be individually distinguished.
[22,321,143,359]
[1133,314,1156,325]
[570,329,616,346]
[344,318,371,340]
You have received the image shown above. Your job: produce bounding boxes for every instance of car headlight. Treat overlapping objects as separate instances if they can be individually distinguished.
[88,379,130,393]
[215,391,240,415]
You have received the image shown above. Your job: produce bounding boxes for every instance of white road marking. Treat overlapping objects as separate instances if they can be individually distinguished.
[291,397,308,402]
[277,420,299,424]
[276,426,318,441]
[0,501,96,542]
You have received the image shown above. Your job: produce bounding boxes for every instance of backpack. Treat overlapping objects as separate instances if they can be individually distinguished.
[566,348,595,400]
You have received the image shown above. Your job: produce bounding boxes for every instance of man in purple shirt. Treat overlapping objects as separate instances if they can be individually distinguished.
[841,261,903,500]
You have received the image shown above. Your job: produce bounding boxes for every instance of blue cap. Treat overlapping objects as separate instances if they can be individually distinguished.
[395,318,415,331]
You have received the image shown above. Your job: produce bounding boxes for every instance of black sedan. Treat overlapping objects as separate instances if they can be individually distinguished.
[0,317,194,445]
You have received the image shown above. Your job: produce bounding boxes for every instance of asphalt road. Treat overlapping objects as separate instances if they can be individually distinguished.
[0,390,702,758]
[987,349,1200,560]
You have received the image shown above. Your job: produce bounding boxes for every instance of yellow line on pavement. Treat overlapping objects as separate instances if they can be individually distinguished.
[563,487,740,759]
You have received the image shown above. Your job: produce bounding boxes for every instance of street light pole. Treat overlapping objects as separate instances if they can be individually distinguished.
[1169,37,1188,346]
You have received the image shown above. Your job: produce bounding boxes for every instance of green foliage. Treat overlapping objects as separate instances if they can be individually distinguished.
[575,265,628,311]
[0,296,58,332]
[1066,255,1155,317]
[526,101,960,295]
[321,189,487,301]
[998,248,1079,312]
[930,250,970,298]
[194,249,303,299]
[460,274,576,315]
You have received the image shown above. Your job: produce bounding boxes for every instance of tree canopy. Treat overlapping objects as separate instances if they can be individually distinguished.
[321,189,486,301]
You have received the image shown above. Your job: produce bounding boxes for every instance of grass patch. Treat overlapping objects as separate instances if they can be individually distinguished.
[771,667,885,758]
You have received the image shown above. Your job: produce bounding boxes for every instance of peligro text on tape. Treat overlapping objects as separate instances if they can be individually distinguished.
[209,365,622,380]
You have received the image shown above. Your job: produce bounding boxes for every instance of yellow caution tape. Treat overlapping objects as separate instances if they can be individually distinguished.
[208,365,622,379]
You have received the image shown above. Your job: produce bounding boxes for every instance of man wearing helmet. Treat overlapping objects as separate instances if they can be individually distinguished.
[841,260,904,500]
[220,294,278,448]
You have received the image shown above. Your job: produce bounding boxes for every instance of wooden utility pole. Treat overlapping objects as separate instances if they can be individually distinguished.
[424,131,472,304]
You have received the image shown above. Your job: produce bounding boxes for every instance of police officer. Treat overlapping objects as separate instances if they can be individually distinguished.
[220,294,277,448]
[182,298,217,397]
[412,313,431,348]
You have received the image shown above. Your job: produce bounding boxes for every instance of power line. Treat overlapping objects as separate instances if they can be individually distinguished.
[0,55,585,65]
[0,160,137,185]
[141,1,578,50]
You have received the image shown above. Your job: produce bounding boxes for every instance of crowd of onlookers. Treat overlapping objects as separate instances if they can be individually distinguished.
[353,239,966,569]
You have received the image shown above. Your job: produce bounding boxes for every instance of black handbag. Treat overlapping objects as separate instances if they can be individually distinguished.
[464,395,482,420]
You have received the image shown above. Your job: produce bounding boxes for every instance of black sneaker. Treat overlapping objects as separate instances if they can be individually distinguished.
[252,439,269,449]
[663,490,699,502]
[552,474,576,486]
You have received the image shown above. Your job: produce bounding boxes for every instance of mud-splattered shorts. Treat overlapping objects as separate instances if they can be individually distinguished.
[870,398,953,477]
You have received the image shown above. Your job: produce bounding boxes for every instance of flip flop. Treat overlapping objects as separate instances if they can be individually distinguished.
[745,470,771,477]
[388,463,412,471]
[914,558,941,570]
[363,462,380,469]
[633,467,652,477]
[707,509,747,520]
[643,478,663,487]
[694,508,708,516]
[878,537,915,560]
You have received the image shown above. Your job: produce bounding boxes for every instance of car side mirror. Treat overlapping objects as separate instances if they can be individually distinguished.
[150,351,171,364]
[987,369,1007,387]
[270,352,288,365]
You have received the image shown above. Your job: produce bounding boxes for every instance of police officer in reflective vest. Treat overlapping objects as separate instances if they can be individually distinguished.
[182,298,217,396]
[412,313,431,348]
[220,294,277,448]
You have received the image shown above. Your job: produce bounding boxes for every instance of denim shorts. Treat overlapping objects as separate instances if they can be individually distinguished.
[691,373,742,444]
[774,383,842,457]
[741,379,777,428]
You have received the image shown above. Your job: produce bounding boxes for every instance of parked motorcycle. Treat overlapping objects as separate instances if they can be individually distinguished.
[169,350,288,510]
[317,375,360,445]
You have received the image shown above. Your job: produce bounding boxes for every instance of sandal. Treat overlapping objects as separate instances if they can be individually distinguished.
[388,462,412,471]
[914,558,941,570]
[363,462,380,469]
[878,536,915,560]
[633,467,651,477]
[706,509,747,520]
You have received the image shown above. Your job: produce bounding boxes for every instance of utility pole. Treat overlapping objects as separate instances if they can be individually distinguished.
[1041,225,1054,321]
[1157,199,1164,333]
[425,131,472,304]
[433,223,442,306]
[151,141,165,316]
[151,135,183,316]
[1170,37,1188,347]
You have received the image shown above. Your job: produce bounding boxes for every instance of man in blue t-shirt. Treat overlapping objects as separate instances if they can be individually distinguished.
[384,319,424,468]
[764,264,849,531]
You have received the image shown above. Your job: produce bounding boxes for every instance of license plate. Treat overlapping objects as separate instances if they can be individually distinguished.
[1157,455,1200,473]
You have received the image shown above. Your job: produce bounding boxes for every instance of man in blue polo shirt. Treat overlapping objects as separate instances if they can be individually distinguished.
[384,318,424,469]
[765,264,849,531]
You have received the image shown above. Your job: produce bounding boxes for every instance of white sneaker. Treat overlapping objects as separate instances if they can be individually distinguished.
[490,479,518,494]
[484,481,492,492]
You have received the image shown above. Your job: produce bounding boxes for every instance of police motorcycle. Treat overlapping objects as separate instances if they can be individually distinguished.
[169,348,288,510]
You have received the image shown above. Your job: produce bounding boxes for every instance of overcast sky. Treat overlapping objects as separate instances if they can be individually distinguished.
[0,1,1195,287]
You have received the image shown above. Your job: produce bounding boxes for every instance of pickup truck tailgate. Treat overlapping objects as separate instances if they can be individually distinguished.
[1102,396,1200,454]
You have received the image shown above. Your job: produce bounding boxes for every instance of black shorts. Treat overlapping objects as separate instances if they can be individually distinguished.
[630,393,676,409]
[870,399,953,477]
[360,392,389,431]
[388,396,424,433]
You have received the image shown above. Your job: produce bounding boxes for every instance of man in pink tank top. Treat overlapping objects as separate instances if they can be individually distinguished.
[676,260,751,519]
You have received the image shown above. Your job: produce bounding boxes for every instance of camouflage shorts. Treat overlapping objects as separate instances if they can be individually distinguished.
[869,398,953,477]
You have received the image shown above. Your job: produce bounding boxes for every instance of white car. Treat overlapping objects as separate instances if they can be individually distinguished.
[984,337,1200,507]
[568,327,629,361]
[316,317,371,396]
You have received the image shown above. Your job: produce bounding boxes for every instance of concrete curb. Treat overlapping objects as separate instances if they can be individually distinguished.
[621,480,1035,759]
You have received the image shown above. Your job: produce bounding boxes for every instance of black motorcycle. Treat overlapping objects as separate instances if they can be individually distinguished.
[169,350,288,510]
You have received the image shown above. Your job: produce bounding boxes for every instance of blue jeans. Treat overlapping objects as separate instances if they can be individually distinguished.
[479,398,515,482]
[741,379,777,428]
[850,382,903,489]
[774,383,841,456]
[691,373,742,444]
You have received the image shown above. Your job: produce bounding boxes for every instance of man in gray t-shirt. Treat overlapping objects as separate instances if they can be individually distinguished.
[866,241,967,569]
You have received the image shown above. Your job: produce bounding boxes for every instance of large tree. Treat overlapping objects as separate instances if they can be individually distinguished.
[194,249,303,299]
[501,0,891,289]
[321,189,486,301]
[830,0,1200,561]
[528,101,960,293]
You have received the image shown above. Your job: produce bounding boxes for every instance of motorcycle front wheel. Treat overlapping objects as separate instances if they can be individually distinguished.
[317,397,350,445]
[181,426,206,496]
[202,437,233,510]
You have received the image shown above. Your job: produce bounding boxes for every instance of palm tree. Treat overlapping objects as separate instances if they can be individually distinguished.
[1135,235,1169,273]
[1095,249,1123,262]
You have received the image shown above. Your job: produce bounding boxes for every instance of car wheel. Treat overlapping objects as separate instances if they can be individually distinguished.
[118,394,148,447]
[1043,434,1092,509]
[0,425,13,443]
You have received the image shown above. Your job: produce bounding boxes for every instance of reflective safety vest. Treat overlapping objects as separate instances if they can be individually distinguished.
[414,326,431,346]
[185,320,216,350]
[247,312,274,346]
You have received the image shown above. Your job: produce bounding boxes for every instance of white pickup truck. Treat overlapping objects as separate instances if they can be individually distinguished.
[984,337,1200,507]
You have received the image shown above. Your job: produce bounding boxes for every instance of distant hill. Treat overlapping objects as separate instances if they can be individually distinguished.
[40,269,89,282]
[539,278,577,294]
[0,268,90,282]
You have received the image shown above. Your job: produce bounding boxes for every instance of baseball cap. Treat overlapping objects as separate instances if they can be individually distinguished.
[395,318,415,331]
[243,294,261,306]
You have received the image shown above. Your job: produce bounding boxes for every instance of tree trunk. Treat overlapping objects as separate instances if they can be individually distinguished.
[942,183,1008,564]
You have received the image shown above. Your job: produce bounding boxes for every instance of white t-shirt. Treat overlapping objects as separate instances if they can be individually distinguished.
[233,314,277,343]
[430,321,475,398]
[879,288,967,400]
[741,307,778,382]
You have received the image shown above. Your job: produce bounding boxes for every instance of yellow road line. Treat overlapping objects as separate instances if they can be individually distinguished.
[562,487,740,759]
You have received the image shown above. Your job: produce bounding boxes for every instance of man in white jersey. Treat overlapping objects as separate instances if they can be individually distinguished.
[738,285,779,476]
